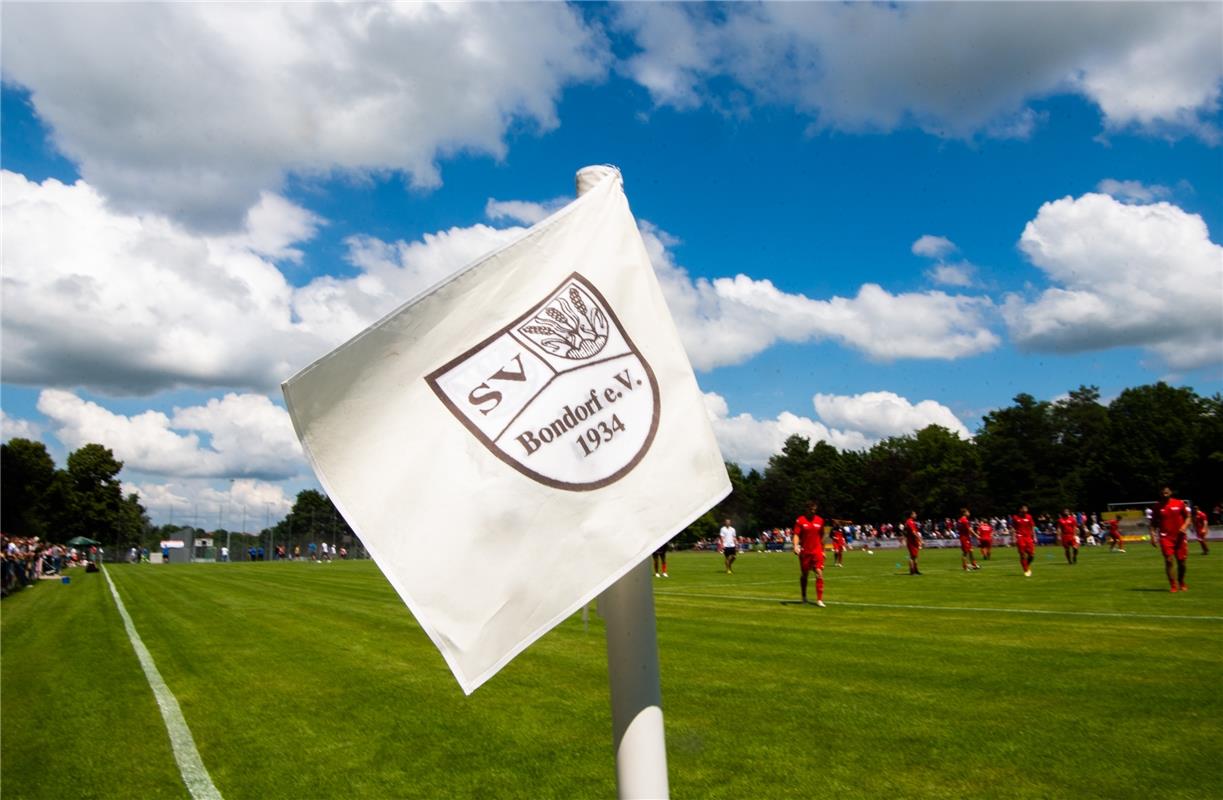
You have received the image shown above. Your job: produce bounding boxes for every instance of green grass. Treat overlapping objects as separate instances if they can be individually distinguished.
[3,545,1221,799]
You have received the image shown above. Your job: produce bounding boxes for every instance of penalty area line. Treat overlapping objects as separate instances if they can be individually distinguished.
[654,590,1223,622]
[102,566,223,800]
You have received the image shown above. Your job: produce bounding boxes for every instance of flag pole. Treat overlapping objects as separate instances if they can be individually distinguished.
[578,165,669,800]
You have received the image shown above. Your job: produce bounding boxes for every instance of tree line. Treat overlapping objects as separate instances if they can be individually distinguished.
[4,382,1219,551]
[687,383,1223,541]
[2,440,148,547]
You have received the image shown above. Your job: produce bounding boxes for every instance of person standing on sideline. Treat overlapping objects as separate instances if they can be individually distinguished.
[976,518,994,561]
[1012,504,1037,577]
[903,511,923,575]
[1192,504,1210,555]
[957,509,980,571]
[653,539,670,578]
[793,501,827,606]
[1057,509,1079,565]
[831,527,847,567]
[1151,485,1190,592]
[719,520,738,574]
[1108,515,1126,552]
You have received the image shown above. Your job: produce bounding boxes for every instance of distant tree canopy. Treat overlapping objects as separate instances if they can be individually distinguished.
[1,440,148,546]
[696,382,1223,538]
[263,489,354,550]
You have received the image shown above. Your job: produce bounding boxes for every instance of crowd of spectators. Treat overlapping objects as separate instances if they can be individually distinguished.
[1,535,98,598]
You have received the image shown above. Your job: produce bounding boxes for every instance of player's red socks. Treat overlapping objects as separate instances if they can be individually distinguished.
[816,577,824,601]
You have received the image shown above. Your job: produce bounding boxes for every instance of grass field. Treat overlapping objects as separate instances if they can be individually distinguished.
[3,544,1221,799]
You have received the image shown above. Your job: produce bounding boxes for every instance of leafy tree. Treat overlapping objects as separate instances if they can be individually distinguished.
[66,444,130,546]
[976,393,1061,513]
[1051,386,1115,510]
[1108,382,1203,501]
[1,438,57,537]
[908,425,983,518]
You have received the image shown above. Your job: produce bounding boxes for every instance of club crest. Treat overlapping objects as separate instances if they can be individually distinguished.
[427,273,660,491]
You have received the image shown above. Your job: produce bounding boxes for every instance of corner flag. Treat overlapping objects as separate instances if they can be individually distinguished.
[282,166,728,694]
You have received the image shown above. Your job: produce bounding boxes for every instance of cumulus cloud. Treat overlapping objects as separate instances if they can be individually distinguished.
[911,235,957,259]
[1,2,607,229]
[124,478,294,529]
[1095,179,1173,204]
[926,263,978,288]
[613,3,1223,140]
[812,392,970,440]
[37,389,304,481]
[704,391,968,469]
[1005,192,1223,370]
[1,171,524,394]
[484,197,568,226]
[1,411,41,443]
[643,225,999,369]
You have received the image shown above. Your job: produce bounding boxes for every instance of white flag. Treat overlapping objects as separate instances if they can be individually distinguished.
[282,166,729,694]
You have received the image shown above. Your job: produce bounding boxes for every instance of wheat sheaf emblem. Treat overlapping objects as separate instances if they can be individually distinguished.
[519,284,610,360]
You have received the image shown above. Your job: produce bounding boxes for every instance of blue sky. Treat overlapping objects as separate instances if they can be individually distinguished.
[2,2,1221,528]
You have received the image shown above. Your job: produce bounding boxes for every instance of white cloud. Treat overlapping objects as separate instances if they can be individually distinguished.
[37,389,304,480]
[704,390,968,469]
[484,197,568,226]
[124,478,294,530]
[1,411,41,443]
[1,171,524,394]
[2,2,608,229]
[643,225,999,369]
[1005,192,1223,370]
[614,3,1223,140]
[926,262,978,288]
[1095,179,1173,204]
[812,391,970,440]
[911,235,957,259]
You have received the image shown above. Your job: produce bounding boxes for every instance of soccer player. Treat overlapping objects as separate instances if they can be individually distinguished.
[653,539,669,577]
[719,519,738,574]
[793,501,827,606]
[977,518,994,561]
[832,527,847,567]
[1151,486,1189,592]
[1108,515,1126,552]
[1057,508,1079,565]
[957,508,979,571]
[1011,504,1037,577]
[903,511,923,575]
[1192,505,1209,555]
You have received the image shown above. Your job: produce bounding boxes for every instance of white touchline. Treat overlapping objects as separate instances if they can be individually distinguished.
[654,591,1223,623]
[102,566,224,800]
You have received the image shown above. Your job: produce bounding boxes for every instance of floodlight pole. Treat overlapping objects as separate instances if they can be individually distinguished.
[578,164,669,800]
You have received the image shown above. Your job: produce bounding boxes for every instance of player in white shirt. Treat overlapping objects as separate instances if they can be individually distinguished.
[719,520,738,574]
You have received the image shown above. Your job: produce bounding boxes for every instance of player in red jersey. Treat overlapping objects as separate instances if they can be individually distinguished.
[1151,486,1190,591]
[903,511,923,575]
[976,519,994,561]
[1150,486,1189,591]
[1057,509,1079,565]
[1192,506,1209,555]
[831,527,847,567]
[1011,504,1036,577]
[957,508,980,571]
[1108,515,1125,553]
[793,501,827,607]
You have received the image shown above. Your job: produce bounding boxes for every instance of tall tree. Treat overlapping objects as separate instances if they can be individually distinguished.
[1,438,57,537]
[1051,385,1115,510]
[1108,382,1202,500]
[66,444,129,547]
[976,393,1061,513]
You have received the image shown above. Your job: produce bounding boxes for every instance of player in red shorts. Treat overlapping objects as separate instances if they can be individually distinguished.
[1108,515,1125,553]
[1192,505,1209,555]
[831,527,847,567]
[793,501,827,607]
[1151,486,1190,592]
[903,511,923,575]
[1011,504,1036,577]
[957,508,979,571]
[976,519,994,561]
[1057,509,1079,565]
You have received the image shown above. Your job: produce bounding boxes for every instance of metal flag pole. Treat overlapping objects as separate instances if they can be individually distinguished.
[578,164,669,800]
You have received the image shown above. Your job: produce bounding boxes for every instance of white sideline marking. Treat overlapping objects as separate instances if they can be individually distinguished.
[102,566,224,800]
[655,590,1223,622]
